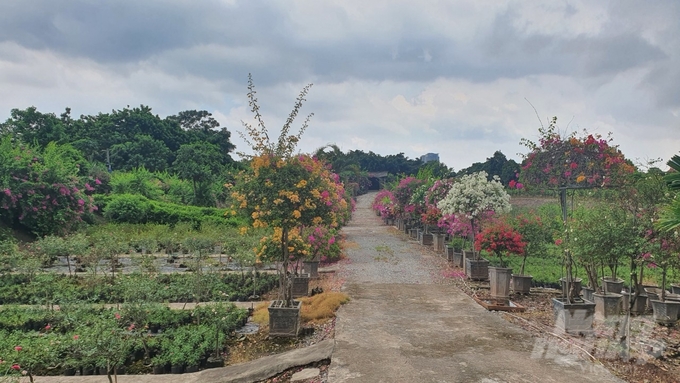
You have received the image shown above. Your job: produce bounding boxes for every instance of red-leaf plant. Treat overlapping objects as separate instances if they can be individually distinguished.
[475,220,526,268]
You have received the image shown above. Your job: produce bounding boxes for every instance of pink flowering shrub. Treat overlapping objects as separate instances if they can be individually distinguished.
[0,138,96,235]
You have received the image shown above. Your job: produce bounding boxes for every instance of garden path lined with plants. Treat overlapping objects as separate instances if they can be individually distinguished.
[328,192,622,383]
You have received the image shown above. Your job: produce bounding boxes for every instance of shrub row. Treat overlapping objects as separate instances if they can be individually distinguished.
[95,194,245,227]
[0,271,278,305]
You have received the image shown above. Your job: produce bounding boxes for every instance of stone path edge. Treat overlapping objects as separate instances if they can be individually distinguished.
[187,339,334,383]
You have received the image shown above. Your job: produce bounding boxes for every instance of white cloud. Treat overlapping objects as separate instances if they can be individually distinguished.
[0,0,677,173]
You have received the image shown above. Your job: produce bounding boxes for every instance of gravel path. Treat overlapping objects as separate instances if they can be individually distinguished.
[328,192,623,383]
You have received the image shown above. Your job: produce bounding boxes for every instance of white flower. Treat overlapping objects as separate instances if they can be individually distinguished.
[437,171,511,219]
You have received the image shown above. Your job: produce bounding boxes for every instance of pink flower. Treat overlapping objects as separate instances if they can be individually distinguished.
[508,180,516,188]
[128,324,135,331]
[515,182,524,189]
[647,262,658,269]
[14,346,22,352]
[77,199,85,206]
[554,239,563,246]
[3,189,10,196]
[328,237,336,245]
[11,364,20,371]
[45,324,51,330]
[114,313,121,320]
[73,335,79,340]
[570,162,578,169]
[95,178,102,185]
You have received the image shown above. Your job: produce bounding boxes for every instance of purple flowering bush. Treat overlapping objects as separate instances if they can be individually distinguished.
[0,138,96,236]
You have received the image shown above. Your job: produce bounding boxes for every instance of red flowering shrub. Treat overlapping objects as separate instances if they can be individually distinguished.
[475,220,526,268]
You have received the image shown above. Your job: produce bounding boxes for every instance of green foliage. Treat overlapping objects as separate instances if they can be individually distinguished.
[100,194,242,227]
[457,151,520,185]
[0,137,96,236]
[103,194,151,224]
[0,272,279,305]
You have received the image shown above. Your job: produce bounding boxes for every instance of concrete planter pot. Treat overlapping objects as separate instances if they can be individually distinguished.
[268,300,302,337]
[489,267,512,303]
[593,292,622,320]
[409,228,419,239]
[581,286,595,302]
[465,258,489,281]
[552,298,596,335]
[432,233,446,253]
[644,287,663,310]
[445,245,454,261]
[621,292,647,315]
[511,274,533,294]
[452,251,463,268]
[560,277,583,300]
[303,260,319,278]
[672,284,680,295]
[601,278,625,294]
[650,300,680,326]
[291,273,310,298]
[419,232,433,246]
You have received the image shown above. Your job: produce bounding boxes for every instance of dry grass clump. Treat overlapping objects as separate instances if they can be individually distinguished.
[250,292,350,326]
[251,301,271,326]
[299,291,350,323]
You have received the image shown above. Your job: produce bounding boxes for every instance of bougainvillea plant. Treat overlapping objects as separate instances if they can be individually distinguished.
[230,75,349,306]
[437,172,511,259]
[518,117,634,190]
[393,177,424,220]
[475,220,526,268]
[518,118,634,301]
[0,137,97,236]
[372,189,396,219]
[303,225,342,263]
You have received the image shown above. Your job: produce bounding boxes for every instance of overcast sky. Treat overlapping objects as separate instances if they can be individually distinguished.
[0,0,678,171]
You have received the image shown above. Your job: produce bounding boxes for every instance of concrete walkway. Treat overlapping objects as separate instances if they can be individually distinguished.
[328,192,623,383]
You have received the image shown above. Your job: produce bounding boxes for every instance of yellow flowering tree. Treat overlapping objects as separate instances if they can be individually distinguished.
[230,75,348,306]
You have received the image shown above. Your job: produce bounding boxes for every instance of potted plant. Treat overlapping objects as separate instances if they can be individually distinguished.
[231,75,349,337]
[438,171,511,281]
[646,228,680,325]
[475,219,526,303]
[302,225,338,278]
[510,212,551,294]
[518,118,633,333]
[447,236,466,267]
[569,204,630,319]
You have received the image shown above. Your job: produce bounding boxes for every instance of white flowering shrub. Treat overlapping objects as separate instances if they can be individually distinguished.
[438,171,511,220]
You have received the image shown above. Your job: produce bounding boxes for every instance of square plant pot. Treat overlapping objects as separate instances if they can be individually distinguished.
[511,274,533,294]
[465,258,489,281]
[419,233,433,246]
[593,293,622,321]
[268,300,302,337]
[303,261,319,278]
[552,298,596,335]
[650,300,680,326]
[291,273,310,298]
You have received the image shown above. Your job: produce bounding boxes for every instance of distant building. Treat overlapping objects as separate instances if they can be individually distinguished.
[420,153,439,163]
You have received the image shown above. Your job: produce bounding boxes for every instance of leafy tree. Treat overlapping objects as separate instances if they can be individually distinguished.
[109,134,171,172]
[457,150,519,185]
[167,110,235,166]
[0,106,67,147]
[173,142,224,206]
